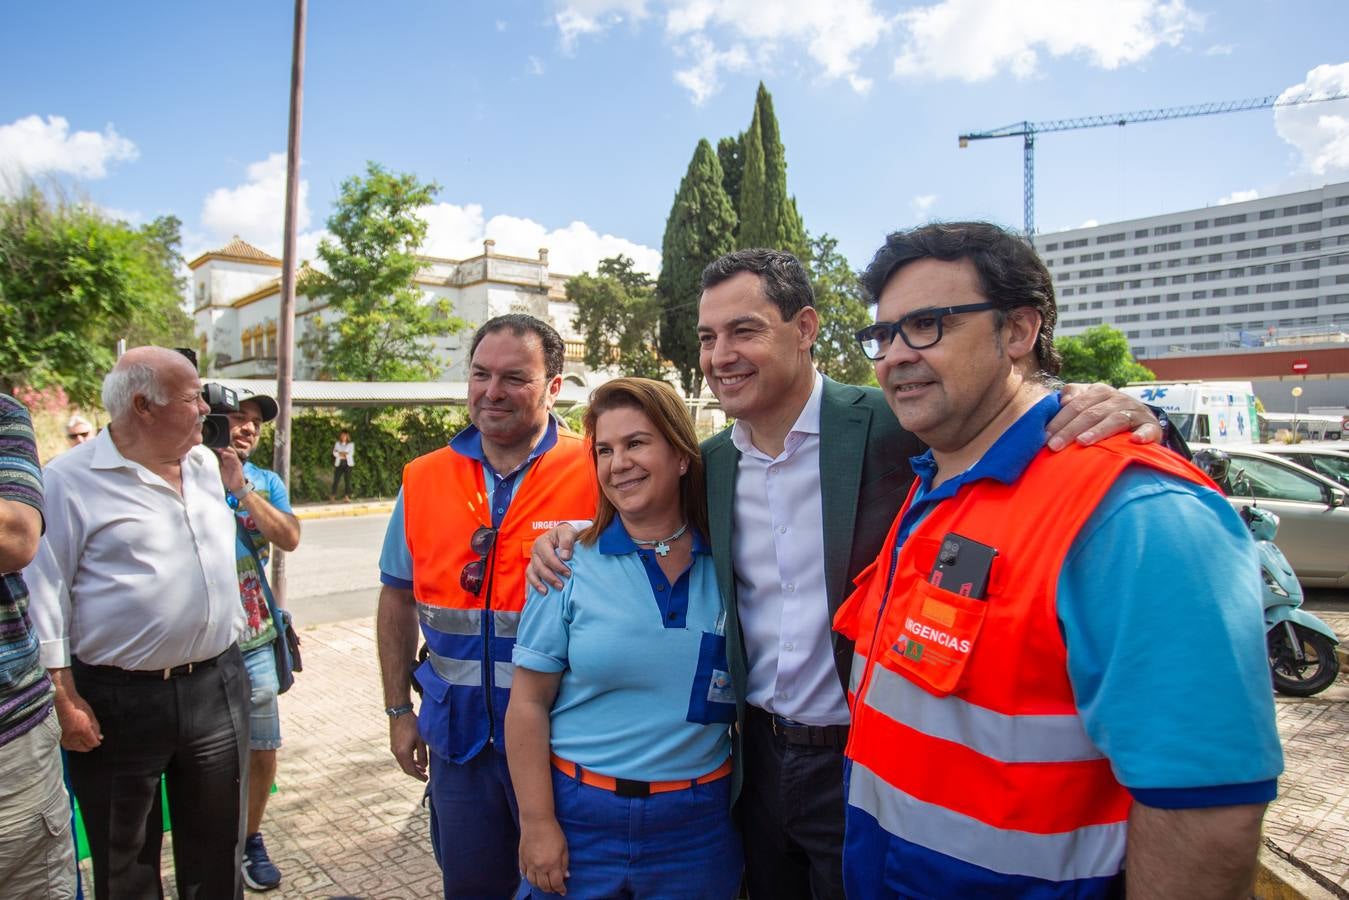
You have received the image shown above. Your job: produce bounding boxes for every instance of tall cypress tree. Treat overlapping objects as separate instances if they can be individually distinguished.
[717,134,744,214]
[735,83,808,262]
[657,139,738,399]
[737,100,767,249]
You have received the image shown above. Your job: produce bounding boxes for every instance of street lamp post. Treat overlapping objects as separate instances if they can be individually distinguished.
[1291,386,1303,443]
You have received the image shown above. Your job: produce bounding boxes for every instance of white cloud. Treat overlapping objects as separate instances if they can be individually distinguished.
[1205,43,1234,56]
[674,36,750,105]
[1078,218,1099,228]
[200,153,313,254]
[0,114,138,194]
[496,19,509,31]
[420,201,661,276]
[1275,63,1349,175]
[554,0,888,102]
[528,55,546,76]
[910,193,938,219]
[1217,188,1259,205]
[892,0,1200,82]
[554,0,648,52]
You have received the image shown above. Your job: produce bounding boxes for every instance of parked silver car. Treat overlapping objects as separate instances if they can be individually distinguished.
[1202,445,1349,589]
[1261,444,1349,489]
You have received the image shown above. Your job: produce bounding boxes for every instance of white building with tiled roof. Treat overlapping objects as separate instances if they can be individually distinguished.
[189,237,594,384]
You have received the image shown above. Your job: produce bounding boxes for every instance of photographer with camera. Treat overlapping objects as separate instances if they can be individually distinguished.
[217,387,300,892]
[26,346,251,899]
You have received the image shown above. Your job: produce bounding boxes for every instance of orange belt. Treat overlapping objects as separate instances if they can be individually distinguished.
[550,753,732,799]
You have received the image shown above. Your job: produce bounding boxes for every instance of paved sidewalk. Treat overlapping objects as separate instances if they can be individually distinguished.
[1262,609,1349,898]
[127,610,1348,898]
[293,498,396,521]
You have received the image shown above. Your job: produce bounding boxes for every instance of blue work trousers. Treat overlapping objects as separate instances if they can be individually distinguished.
[521,765,742,899]
[428,747,521,899]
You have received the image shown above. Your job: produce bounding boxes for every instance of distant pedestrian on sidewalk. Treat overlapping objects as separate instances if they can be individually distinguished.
[331,430,354,501]
[219,388,301,892]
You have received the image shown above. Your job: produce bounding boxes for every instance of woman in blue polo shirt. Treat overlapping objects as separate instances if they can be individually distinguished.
[506,377,740,899]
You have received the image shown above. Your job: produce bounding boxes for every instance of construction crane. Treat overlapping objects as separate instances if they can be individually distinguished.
[958,90,1349,242]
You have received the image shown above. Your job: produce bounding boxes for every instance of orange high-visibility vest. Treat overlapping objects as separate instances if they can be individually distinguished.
[403,431,596,762]
[835,435,1215,892]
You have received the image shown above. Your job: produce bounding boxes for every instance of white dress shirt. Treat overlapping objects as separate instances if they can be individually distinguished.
[731,373,850,726]
[26,430,245,671]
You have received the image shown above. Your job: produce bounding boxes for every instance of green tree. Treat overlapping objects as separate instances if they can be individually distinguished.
[717,134,744,213]
[735,83,807,261]
[304,162,466,381]
[0,187,193,403]
[1055,324,1155,387]
[809,233,875,386]
[656,139,737,397]
[569,255,665,379]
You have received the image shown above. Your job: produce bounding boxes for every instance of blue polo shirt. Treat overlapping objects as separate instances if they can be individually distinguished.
[379,418,560,588]
[513,518,734,782]
[891,393,1282,805]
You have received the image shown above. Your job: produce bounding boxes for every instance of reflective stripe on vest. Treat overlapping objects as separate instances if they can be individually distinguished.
[848,762,1128,882]
[418,605,522,640]
[426,650,517,691]
[862,663,1103,764]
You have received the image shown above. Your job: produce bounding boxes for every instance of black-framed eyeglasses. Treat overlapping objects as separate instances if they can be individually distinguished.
[854,302,999,359]
[459,526,497,596]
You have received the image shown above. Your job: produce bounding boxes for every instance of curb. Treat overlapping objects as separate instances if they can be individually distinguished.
[1257,841,1348,900]
[294,501,395,521]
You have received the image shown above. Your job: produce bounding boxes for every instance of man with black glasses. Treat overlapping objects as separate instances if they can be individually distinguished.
[375,315,597,898]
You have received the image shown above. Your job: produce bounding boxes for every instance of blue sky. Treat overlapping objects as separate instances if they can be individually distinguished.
[3,0,1348,279]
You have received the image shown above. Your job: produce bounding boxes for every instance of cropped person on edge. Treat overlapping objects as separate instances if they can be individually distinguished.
[0,393,77,898]
[506,378,741,899]
[218,388,301,892]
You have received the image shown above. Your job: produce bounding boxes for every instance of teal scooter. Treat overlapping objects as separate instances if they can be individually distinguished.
[1193,449,1341,697]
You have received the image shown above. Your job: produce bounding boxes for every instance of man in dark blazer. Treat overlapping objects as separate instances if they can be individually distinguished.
[530,248,1159,900]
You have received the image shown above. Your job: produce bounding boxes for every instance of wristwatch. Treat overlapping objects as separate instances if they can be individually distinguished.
[385,703,415,719]
[235,479,256,499]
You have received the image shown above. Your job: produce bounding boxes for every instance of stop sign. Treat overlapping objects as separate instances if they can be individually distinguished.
[1291,359,1309,373]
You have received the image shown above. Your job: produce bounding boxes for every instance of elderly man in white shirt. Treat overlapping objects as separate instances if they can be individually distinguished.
[26,346,249,900]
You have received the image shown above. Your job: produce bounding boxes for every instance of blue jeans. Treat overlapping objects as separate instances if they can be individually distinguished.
[521,765,742,899]
[242,644,281,751]
[428,747,521,899]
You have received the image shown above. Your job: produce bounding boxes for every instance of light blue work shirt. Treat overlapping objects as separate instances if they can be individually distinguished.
[891,393,1282,806]
[513,517,734,783]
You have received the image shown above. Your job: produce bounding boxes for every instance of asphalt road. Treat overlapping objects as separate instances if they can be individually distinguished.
[275,512,390,627]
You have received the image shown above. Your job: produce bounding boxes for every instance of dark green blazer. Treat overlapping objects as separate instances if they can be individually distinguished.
[702,376,923,801]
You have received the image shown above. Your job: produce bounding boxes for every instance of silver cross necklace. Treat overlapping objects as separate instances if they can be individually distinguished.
[632,522,688,557]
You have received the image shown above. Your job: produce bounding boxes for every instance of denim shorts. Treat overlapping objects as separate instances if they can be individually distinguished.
[242,644,282,750]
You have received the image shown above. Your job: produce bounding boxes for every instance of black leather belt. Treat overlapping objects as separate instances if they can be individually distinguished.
[73,647,230,682]
[752,706,850,749]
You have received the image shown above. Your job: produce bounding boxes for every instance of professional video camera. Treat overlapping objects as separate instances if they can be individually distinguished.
[200,382,238,449]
